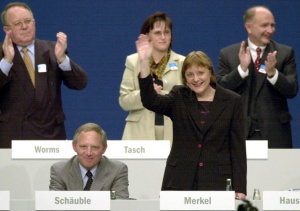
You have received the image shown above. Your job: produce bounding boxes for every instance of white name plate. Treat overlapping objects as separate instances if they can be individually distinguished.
[12,140,75,159]
[35,191,110,210]
[0,191,10,210]
[263,191,300,210]
[160,191,235,210]
[105,140,170,159]
[246,140,268,159]
[12,140,170,159]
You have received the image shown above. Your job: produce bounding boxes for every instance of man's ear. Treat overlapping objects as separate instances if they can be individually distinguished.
[3,26,9,33]
[72,141,77,152]
[244,23,251,34]
[103,145,108,154]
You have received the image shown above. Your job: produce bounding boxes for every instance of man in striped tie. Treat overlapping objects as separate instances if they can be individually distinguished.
[49,123,129,199]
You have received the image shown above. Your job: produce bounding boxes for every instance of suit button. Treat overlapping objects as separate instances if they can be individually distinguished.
[199,162,203,167]
[198,144,202,148]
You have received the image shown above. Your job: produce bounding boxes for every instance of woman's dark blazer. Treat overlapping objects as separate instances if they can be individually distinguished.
[139,75,247,194]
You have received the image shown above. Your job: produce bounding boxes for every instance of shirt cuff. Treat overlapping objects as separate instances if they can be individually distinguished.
[0,58,13,76]
[266,69,278,85]
[238,65,249,78]
[58,56,72,71]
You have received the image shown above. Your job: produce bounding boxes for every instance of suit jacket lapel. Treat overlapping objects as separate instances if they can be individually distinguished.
[70,156,85,190]
[244,41,256,87]
[12,44,35,98]
[183,89,203,133]
[201,86,228,135]
[255,43,274,96]
[183,86,229,136]
[34,39,49,106]
[10,40,50,115]
[164,51,180,75]
[90,156,108,191]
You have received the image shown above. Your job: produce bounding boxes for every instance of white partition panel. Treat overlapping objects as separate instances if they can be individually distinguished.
[0,191,10,210]
[1,144,300,211]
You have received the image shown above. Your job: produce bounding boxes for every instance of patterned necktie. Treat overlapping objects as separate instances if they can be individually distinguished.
[21,47,35,87]
[84,170,93,191]
[254,47,262,73]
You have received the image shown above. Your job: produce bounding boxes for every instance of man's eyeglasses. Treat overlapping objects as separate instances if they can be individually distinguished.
[150,30,171,37]
[7,18,35,29]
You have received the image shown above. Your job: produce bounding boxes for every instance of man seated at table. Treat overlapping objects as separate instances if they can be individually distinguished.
[49,123,129,198]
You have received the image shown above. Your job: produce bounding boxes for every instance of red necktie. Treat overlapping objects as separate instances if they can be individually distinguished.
[255,47,261,73]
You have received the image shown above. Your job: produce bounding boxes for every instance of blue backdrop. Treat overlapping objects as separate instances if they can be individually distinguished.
[1,0,300,147]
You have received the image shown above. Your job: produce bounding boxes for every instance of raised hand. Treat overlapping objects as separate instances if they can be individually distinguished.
[2,31,15,63]
[136,34,152,61]
[55,32,67,63]
[136,34,153,78]
[264,51,277,77]
[238,41,251,72]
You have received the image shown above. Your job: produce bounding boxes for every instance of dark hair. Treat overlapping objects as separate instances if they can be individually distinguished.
[181,51,216,86]
[1,2,33,26]
[140,12,173,47]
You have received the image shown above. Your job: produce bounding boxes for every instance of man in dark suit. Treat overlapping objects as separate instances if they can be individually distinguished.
[217,6,298,148]
[49,123,129,198]
[0,2,87,148]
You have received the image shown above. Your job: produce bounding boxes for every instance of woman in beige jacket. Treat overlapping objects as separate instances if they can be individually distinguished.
[119,12,185,142]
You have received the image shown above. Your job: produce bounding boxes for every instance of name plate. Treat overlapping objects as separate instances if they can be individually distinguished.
[12,140,170,159]
[35,191,110,210]
[246,140,268,159]
[105,140,170,159]
[263,191,300,210]
[160,191,235,210]
[12,140,75,159]
[0,191,9,210]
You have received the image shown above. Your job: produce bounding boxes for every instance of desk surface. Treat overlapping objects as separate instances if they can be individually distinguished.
[10,199,263,211]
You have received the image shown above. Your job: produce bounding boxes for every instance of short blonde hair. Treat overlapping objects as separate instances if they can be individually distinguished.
[73,123,107,147]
